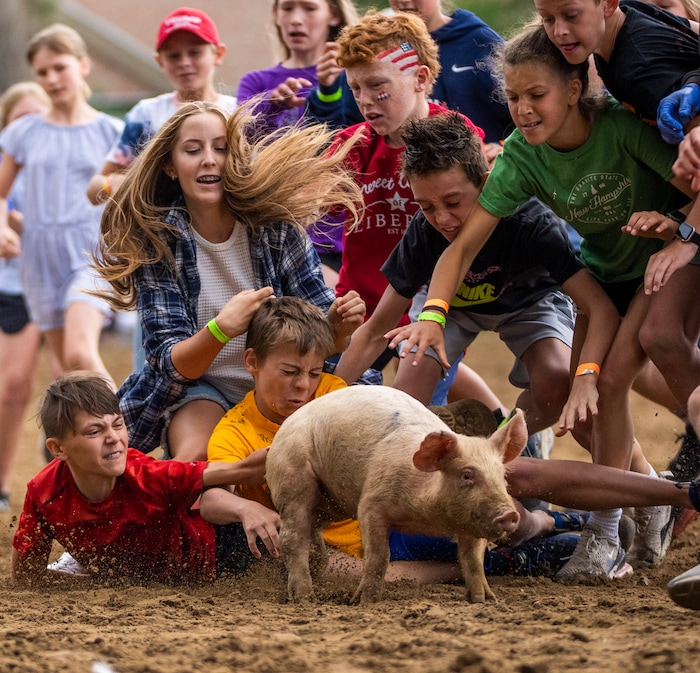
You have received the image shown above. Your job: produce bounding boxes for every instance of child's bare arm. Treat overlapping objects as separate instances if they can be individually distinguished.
[202,448,269,487]
[86,161,127,205]
[334,286,411,383]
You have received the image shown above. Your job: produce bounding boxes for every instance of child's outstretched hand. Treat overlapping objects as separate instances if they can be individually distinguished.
[557,374,599,437]
[643,240,698,294]
[269,77,313,109]
[384,321,450,370]
[328,291,365,340]
[623,211,678,240]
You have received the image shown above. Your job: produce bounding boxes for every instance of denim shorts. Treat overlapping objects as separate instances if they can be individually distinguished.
[160,379,234,458]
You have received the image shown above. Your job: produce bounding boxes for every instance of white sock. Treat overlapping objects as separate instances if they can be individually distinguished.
[588,509,622,540]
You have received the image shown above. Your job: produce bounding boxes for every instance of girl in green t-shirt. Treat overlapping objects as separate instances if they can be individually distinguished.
[385,20,700,581]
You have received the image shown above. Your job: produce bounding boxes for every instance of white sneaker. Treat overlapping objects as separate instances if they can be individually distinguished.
[47,551,89,577]
[627,505,673,569]
[554,524,632,581]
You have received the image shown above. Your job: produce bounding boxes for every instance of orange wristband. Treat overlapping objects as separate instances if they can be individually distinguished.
[102,175,113,196]
[575,362,600,377]
[424,298,449,313]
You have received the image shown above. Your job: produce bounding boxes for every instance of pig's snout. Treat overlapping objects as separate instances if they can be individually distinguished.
[495,508,520,534]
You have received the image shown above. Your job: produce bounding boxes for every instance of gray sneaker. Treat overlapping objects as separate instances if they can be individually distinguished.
[627,505,674,569]
[554,524,632,581]
[668,562,700,610]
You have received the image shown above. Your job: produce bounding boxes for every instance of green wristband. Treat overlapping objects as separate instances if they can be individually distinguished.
[207,318,231,344]
[316,87,342,103]
[417,310,446,328]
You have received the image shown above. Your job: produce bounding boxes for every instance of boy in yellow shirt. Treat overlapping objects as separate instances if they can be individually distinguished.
[202,296,362,562]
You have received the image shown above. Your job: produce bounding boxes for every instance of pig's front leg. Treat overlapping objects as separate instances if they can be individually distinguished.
[457,534,495,603]
[353,507,391,604]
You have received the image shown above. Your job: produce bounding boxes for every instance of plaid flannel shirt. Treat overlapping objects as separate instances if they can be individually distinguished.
[118,202,336,453]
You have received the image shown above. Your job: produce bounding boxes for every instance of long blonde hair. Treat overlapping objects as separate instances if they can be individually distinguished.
[95,101,362,310]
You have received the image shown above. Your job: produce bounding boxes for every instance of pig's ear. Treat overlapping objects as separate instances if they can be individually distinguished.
[413,431,459,472]
[489,409,528,463]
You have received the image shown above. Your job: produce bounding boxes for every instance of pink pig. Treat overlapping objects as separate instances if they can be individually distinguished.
[265,385,526,604]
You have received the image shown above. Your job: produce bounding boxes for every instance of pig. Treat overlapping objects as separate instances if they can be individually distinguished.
[265,385,527,605]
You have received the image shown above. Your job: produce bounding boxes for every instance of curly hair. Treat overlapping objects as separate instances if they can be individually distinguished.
[94,101,363,310]
[335,9,440,86]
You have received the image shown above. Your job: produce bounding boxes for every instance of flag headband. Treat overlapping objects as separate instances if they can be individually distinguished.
[376,42,419,74]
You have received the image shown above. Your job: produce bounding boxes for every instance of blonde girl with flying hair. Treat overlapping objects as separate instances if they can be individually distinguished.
[95,101,366,462]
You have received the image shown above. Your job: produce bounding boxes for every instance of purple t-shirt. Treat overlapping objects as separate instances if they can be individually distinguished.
[237,63,342,255]
[237,63,317,131]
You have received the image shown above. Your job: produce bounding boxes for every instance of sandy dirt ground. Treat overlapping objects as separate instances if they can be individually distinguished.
[2,324,700,673]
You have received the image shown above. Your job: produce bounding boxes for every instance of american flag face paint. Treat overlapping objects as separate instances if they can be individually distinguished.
[376,42,419,75]
[376,91,390,102]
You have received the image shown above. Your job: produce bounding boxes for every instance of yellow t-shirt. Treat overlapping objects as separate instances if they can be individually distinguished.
[207,373,363,557]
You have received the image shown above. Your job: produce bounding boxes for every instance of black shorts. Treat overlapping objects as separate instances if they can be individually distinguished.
[318,252,342,273]
[214,522,268,577]
[596,277,642,317]
[0,292,31,334]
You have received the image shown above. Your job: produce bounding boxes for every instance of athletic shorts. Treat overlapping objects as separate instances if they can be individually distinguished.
[0,292,31,334]
[401,290,575,389]
[595,276,642,317]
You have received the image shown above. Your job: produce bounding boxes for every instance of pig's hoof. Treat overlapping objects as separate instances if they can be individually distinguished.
[287,580,317,603]
[351,586,382,605]
[288,591,317,604]
[465,588,497,603]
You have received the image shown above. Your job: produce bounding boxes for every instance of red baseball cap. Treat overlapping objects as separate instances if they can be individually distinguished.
[156,7,220,50]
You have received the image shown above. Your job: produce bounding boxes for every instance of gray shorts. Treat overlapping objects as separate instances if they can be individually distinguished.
[403,290,575,389]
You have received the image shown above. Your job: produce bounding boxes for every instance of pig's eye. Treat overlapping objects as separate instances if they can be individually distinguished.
[461,469,475,486]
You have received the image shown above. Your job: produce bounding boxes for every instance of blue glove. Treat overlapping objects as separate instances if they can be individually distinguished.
[657,84,700,145]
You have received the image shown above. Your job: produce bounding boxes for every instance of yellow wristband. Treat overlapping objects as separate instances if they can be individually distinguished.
[102,175,112,197]
[207,318,231,344]
[575,362,600,377]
